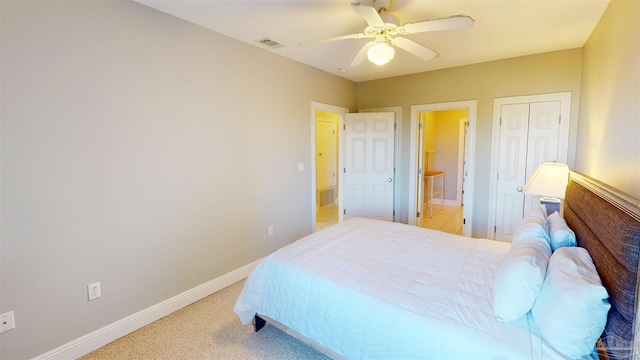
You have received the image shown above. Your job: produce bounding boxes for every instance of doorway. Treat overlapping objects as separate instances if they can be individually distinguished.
[417,110,467,235]
[409,100,477,237]
[310,102,348,232]
[315,110,339,231]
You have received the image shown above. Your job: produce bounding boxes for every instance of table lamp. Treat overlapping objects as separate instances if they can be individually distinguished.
[522,162,570,215]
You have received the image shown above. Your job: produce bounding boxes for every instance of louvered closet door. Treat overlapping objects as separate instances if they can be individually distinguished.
[494,101,561,242]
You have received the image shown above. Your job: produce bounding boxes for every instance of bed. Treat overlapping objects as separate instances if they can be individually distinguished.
[234,172,640,359]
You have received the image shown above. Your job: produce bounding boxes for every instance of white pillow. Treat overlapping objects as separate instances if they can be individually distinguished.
[493,236,552,322]
[547,211,577,251]
[513,204,550,244]
[531,247,610,359]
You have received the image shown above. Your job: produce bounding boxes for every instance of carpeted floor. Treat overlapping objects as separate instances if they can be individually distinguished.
[79,281,331,360]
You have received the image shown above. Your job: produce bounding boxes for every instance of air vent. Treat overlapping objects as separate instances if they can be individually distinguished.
[319,188,336,207]
[256,37,284,49]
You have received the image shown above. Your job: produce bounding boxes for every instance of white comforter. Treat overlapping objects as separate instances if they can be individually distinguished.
[234,217,569,359]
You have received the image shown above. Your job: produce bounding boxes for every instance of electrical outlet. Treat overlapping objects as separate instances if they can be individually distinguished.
[0,311,15,333]
[268,226,274,236]
[87,282,101,301]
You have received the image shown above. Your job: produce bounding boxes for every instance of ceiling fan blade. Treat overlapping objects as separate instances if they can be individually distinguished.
[351,3,385,27]
[299,33,370,47]
[399,15,474,34]
[350,41,375,67]
[391,37,438,60]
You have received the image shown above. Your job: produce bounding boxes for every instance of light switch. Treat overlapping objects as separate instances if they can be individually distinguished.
[297,163,304,172]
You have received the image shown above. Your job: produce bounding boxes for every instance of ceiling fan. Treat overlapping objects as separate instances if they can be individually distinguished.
[300,0,474,67]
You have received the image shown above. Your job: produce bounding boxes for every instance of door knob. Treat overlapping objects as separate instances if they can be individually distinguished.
[516,187,523,192]
[388,178,393,182]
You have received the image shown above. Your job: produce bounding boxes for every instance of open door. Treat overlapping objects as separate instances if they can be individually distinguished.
[343,112,395,221]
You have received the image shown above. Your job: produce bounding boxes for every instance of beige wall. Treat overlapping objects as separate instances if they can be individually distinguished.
[432,109,467,201]
[0,1,355,358]
[577,0,640,199]
[2,0,637,358]
[422,112,437,171]
[357,49,583,234]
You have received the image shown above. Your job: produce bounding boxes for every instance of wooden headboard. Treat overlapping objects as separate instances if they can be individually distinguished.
[564,172,640,360]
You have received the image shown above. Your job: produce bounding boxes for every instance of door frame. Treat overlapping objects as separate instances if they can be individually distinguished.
[456,118,468,206]
[409,100,477,237]
[359,106,401,222]
[486,92,571,240]
[310,102,349,232]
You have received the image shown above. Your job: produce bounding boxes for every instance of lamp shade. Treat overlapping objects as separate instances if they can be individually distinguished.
[367,42,395,65]
[522,162,570,199]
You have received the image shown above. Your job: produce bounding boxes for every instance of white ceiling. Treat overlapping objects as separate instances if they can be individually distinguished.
[133,0,610,83]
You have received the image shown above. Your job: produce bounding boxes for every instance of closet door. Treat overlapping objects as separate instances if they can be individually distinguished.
[492,100,562,241]
[494,104,530,242]
[523,101,562,211]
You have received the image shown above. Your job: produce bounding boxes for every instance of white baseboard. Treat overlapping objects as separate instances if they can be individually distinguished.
[432,199,460,207]
[444,199,459,206]
[33,259,263,360]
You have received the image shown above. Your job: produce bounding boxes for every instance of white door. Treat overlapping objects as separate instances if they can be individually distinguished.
[344,112,395,221]
[493,101,562,241]
[524,101,562,212]
[316,116,337,191]
[494,104,531,241]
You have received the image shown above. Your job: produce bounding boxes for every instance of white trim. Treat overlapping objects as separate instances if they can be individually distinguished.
[456,118,468,207]
[33,259,263,360]
[359,106,401,222]
[310,102,349,232]
[409,100,477,237]
[486,92,571,239]
[431,198,459,207]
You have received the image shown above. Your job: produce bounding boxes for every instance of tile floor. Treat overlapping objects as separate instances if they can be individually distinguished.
[316,203,339,231]
[420,205,464,235]
[316,203,463,236]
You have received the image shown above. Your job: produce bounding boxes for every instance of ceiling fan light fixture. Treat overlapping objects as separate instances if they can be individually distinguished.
[367,42,395,65]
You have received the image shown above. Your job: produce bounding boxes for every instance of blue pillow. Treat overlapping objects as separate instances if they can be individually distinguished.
[531,247,610,358]
[493,236,552,322]
[547,211,577,251]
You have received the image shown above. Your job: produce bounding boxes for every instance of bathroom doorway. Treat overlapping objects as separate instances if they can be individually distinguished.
[315,110,340,231]
[417,110,467,235]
